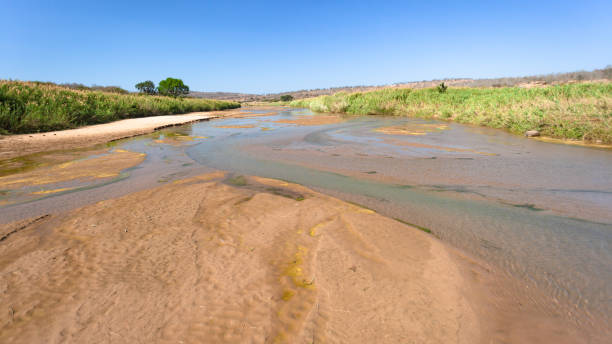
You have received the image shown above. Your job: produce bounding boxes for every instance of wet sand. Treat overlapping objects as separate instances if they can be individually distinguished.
[0,172,479,343]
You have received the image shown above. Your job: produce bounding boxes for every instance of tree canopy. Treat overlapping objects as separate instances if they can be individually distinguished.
[135,80,156,95]
[157,78,189,97]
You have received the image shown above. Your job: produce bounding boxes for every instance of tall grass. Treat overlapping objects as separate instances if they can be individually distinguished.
[0,81,240,134]
[291,83,612,143]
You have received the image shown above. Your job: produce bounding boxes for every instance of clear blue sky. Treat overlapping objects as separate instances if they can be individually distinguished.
[2,1,611,93]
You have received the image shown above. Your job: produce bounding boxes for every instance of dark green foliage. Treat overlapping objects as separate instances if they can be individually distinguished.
[280,95,294,101]
[393,218,433,234]
[0,81,240,134]
[436,82,448,93]
[135,80,156,95]
[158,78,189,98]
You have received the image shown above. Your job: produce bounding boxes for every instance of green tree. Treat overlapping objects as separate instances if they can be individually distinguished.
[135,80,156,95]
[280,94,294,101]
[158,78,189,97]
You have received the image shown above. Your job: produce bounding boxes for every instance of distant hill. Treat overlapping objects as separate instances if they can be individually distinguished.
[188,91,258,101]
[188,66,612,102]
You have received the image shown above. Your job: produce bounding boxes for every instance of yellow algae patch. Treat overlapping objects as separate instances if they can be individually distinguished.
[533,136,612,149]
[251,176,290,187]
[175,135,194,141]
[31,187,74,195]
[357,208,376,214]
[308,218,335,237]
[151,134,197,146]
[272,115,344,126]
[215,124,256,129]
[192,171,226,182]
[284,246,315,289]
[232,111,278,118]
[57,161,74,169]
[383,138,496,156]
[250,176,307,194]
[0,149,146,190]
[260,127,274,131]
[281,289,296,301]
[375,123,448,136]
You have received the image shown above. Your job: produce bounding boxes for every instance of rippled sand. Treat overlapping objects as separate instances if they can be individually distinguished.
[0,172,478,343]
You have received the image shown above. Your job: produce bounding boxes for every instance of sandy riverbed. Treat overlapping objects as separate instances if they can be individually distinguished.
[0,172,479,343]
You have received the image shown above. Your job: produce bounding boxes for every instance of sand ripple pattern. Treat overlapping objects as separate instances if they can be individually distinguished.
[0,172,477,343]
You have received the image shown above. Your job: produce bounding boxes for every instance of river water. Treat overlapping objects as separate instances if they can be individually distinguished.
[2,108,611,339]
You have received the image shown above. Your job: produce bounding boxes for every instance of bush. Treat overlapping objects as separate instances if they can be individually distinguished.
[436,82,448,93]
[280,94,294,101]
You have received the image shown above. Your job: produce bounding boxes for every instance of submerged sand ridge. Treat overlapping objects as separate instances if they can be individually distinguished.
[0,148,146,206]
[0,172,478,343]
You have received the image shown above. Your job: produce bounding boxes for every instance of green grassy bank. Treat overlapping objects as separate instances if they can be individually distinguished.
[0,81,240,134]
[290,83,612,143]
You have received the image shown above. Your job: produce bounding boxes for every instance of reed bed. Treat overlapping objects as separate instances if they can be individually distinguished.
[0,81,240,134]
[291,83,612,143]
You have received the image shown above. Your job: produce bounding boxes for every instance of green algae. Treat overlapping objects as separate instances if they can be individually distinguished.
[393,217,432,234]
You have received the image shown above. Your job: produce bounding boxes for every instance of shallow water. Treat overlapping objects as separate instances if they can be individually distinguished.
[1,108,611,336]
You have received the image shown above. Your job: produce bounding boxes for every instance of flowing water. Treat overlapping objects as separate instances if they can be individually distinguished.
[1,108,611,339]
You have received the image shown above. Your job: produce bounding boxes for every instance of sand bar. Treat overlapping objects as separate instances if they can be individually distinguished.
[0,172,479,343]
[0,109,248,160]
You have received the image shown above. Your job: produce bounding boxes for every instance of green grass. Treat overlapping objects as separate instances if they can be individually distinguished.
[290,83,612,143]
[0,81,240,134]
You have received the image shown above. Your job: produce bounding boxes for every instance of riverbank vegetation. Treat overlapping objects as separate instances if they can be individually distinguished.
[290,82,612,143]
[0,81,240,134]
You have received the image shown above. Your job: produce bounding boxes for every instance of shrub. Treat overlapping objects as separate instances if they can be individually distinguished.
[436,82,448,93]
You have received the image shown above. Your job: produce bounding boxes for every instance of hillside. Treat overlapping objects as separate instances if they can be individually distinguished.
[189,66,612,102]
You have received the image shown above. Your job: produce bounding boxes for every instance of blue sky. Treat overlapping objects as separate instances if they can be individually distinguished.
[1,1,611,93]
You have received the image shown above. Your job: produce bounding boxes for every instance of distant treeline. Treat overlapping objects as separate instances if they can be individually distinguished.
[291,82,612,144]
[0,81,240,134]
